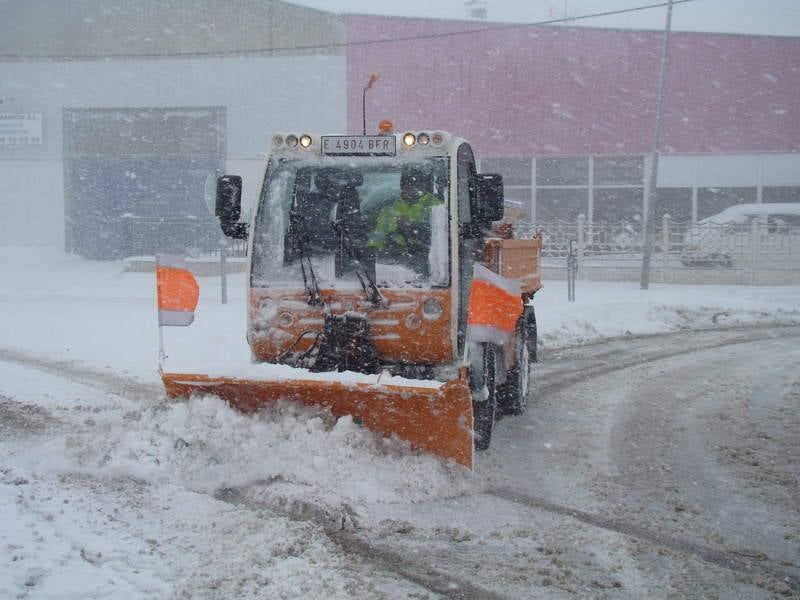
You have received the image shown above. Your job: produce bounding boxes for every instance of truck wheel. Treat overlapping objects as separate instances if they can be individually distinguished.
[525,306,538,363]
[472,343,497,451]
[500,318,532,416]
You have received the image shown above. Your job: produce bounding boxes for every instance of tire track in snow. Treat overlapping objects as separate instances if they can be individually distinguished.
[215,486,508,600]
[0,347,161,399]
[535,324,800,397]
[485,487,800,592]
[489,326,800,593]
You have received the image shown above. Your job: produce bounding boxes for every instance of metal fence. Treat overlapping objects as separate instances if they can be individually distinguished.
[515,215,800,284]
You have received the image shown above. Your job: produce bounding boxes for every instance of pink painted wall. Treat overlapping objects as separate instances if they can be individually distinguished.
[346,16,800,157]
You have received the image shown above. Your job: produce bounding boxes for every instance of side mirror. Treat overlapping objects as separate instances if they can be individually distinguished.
[215,175,248,239]
[476,173,504,224]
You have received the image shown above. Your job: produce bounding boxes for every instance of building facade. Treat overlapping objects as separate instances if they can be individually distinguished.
[1,3,798,258]
[346,16,800,225]
[0,0,345,256]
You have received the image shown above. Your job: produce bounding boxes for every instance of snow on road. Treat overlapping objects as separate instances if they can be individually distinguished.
[0,361,446,598]
[1,246,799,597]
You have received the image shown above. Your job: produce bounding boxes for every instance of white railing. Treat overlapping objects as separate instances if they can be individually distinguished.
[514,215,800,284]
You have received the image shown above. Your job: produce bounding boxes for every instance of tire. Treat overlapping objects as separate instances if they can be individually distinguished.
[472,343,498,451]
[500,318,532,416]
[525,306,538,363]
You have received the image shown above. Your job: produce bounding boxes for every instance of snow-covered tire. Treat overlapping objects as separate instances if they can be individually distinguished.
[524,306,538,363]
[500,319,531,416]
[472,343,498,451]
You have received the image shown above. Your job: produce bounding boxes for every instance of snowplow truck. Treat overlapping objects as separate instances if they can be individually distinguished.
[162,131,542,469]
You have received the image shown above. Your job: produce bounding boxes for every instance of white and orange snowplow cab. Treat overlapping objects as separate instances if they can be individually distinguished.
[162,130,542,469]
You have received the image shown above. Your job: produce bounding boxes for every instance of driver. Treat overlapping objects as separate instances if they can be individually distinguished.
[368,168,443,264]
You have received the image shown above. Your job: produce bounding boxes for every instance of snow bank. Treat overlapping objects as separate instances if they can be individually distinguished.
[57,394,471,506]
[533,279,800,347]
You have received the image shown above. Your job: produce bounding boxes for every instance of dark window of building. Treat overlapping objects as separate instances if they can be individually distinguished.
[763,186,800,203]
[592,188,644,224]
[655,188,692,223]
[480,157,532,186]
[697,187,757,219]
[594,156,644,186]
[536,157,589,186]
[535,188,588,223]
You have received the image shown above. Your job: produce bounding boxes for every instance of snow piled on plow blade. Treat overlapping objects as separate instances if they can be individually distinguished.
[161,368,475,470]
[62,395,473,506]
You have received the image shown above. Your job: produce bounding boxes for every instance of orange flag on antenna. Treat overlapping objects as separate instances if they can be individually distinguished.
[466,264,523,346]
[156,254,199,327]
[365,72,379,90]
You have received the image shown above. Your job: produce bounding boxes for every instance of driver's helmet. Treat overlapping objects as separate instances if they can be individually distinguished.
[400,167,433,202]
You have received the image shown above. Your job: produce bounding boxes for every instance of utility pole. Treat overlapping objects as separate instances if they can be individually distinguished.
[640,0,674,289]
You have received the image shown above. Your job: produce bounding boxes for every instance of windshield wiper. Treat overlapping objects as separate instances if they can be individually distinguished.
[334,220,387,309]
[289,206,324,307]
[356,269,386,308]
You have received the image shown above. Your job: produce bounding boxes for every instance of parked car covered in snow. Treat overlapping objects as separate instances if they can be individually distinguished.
[680,203,800,267]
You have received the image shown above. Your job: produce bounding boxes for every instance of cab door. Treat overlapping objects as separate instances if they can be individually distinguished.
[455,143,480,357]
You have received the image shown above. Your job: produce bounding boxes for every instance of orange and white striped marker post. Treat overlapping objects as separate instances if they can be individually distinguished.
[466,263,523,346]
[155,254,199,367]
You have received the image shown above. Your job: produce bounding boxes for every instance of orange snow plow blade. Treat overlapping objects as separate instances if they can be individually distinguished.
[161,370,475,469]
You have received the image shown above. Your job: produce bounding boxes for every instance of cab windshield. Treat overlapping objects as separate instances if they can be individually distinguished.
[251,156,450,289]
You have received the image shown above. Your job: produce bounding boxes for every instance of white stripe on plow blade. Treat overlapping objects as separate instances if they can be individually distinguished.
[158,308,195,327]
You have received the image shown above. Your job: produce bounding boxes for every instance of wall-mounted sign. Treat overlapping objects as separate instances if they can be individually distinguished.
[0,113,42,145]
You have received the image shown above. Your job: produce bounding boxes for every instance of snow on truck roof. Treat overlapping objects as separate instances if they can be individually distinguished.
[700,203,800,224]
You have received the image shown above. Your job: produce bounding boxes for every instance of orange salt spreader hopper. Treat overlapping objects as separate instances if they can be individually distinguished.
[159,130,542,470]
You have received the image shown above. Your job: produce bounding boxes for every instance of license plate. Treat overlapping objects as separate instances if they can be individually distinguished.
[321,135,396,156]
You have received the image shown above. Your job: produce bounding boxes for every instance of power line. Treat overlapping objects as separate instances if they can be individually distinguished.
[345,0,696,48]
[1,0,696,61]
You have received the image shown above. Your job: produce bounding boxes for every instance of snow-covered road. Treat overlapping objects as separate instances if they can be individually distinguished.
[343,327,800,598]
[3,328,799,598]
[2,248,800,598]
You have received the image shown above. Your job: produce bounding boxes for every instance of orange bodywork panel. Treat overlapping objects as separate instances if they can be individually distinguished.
[161,369,474,469]
[250,288,454,365]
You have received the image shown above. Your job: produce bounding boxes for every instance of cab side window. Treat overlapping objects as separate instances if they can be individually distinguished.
[457,143,475,225]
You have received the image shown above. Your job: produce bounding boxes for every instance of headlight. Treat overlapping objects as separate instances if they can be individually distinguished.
[286,134,299,148]
[259,299,278,320]
[299,134,312,148]
[405,313,421,330]
[422,298,442,320]
[272,135,284,147]
[403,132,416,147]
[417,132,430,145]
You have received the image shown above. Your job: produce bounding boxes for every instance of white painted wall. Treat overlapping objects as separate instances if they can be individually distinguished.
[0,160,63,246]
[0,54,346,247]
